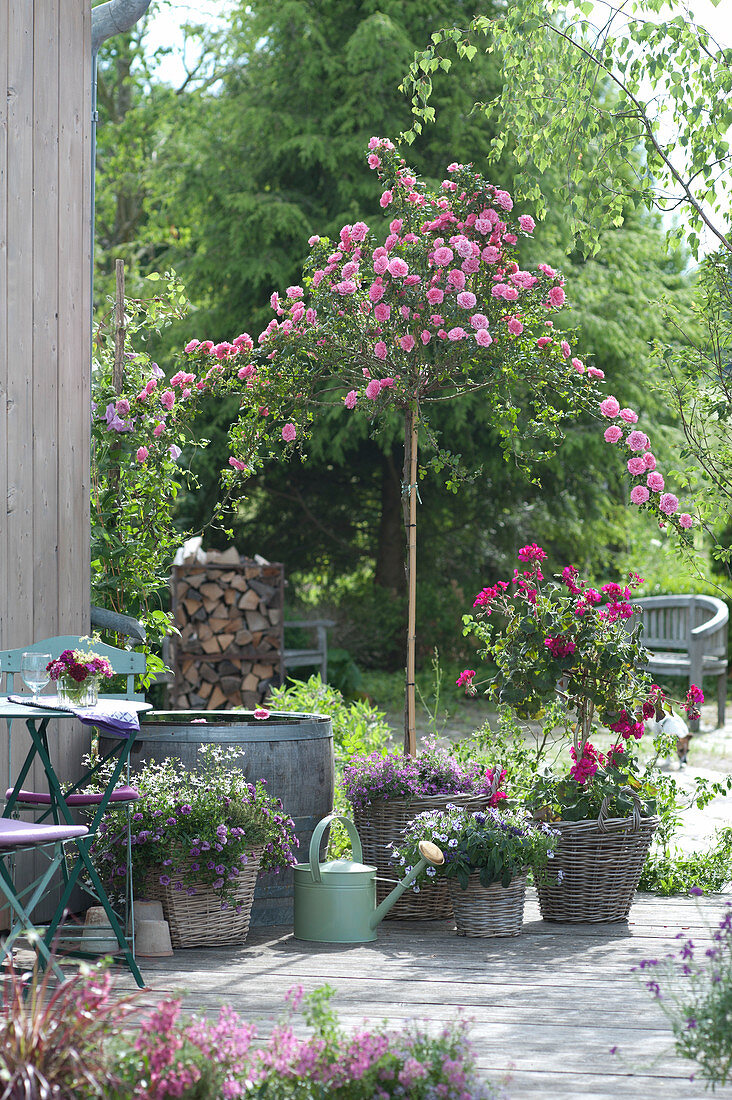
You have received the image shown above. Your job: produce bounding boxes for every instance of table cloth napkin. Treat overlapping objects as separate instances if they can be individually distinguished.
[7,694,141,738]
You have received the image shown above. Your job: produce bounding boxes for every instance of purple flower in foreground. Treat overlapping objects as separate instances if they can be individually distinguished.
[159,874,171,886]
[689,886,704,896]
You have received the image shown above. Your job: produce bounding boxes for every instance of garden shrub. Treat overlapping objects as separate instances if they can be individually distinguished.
[639,828,732,897]
[267,675,392,764]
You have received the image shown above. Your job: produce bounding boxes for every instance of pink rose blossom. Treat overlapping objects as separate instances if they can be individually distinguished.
[659,493,679,515]
[281,423,297,443]
[560,340,571,358]
[536,336,552,349]
[548,285,566,308]
[470,313,489,329]
[588,366,605,379]
[447,268,466,290]
[344,390,358,409]
[287,285,304,299]
[308,234,320,245]
[604,426,623,443]
[184,339,200,353]
[169,444,181,461]
[647,472,665,492]
[228,457,247,471]
[507,317,524,335]
[518,214,535,232]
[136,446,148,463]
[374,303,390,322]
[457,290,477,309]
[627,456,646,476]
[365,379,381,399]
[619,408,638,423]
[679,513,693,529]
[432,246,454,267]
[481,246,500,263]
[643,452,657,470]
[160,390,175,411]
[626,430,649,451]
[493,188,513,210]
[630,485,650,505]
[374,341,387,360]
[420,330,431,344]
[447,327,467,341]
[153,422,165,438]
[380,377,395,388]
[426,288,444,305]
[400,334,416,351]
[571,357,584,373]
[379,190,393,208]
[475,329,493,347]
[387,257,409,278]
[600,397,621,418]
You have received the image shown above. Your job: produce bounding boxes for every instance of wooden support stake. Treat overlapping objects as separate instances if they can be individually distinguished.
[113,259,125,394]
[403,403,418,757]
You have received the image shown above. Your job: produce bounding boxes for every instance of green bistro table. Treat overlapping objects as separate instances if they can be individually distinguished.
[1,696,151,987]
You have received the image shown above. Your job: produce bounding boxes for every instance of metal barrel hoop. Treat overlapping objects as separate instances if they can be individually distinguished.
[308,814,363,882]
[597,786,643,833]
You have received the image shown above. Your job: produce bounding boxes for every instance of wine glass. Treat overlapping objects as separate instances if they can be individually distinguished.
[20,652,52,703]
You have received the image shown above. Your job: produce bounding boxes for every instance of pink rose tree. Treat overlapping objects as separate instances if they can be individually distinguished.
[239,139,606,753]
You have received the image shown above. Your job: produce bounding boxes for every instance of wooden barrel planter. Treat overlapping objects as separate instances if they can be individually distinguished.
[101,710,334,927]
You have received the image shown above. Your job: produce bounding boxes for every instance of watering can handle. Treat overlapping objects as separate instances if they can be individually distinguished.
[309,814,363,883]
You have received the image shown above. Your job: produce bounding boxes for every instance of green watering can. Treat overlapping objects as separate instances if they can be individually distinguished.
[293,813,444,943]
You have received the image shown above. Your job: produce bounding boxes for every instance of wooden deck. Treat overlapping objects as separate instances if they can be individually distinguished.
[120,890,732,1099]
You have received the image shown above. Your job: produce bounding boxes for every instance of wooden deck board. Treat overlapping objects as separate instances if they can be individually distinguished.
[105,891,732,1099]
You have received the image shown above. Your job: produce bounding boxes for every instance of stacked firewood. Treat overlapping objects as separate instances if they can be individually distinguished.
[170,560,284,709]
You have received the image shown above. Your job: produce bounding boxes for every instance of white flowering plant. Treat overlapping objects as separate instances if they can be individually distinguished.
[395,803,559,891]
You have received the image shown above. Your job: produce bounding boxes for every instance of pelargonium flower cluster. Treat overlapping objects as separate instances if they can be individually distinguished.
[599,394,694,532]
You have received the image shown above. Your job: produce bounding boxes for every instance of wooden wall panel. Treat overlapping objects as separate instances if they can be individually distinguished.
[1,0,92,909]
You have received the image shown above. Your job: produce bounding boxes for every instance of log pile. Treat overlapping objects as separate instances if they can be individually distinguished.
[170,561,284,710]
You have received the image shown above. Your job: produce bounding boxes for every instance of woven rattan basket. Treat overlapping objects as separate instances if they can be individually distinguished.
[146,847,263,948]
[353,793,494,920]
[449,872,528,937]
[535,791,658,923]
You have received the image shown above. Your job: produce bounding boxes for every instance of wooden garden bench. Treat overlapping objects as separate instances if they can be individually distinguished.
[634,595,728,729]
[283,619,335,682]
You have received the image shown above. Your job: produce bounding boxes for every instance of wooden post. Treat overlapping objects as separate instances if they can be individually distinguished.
[113,258,125,394]
[403,404,418,756]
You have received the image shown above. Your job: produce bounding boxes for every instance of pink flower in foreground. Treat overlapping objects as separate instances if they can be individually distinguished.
[374,303,390,322]
[374,341,387,360]
[659,492,679,515]
[457,290,477,310]
[365,379,381,399]
[647,471,665,492]
[447,327,467,341]
[184,339,200,353]
[470,313,489,330]
[308,235,320,245]
[281,423,297,443]
[571,357,585,373]
[679,513,693,529]
[604,426,623,443]
[548,285,566,308]
[344,390,358,409]
[400,334,415,351]
[160,390,175,411]
[626,430,649,452]
[507,317,524,335]
[630,486,650,505]
[228,457,247,472]
[253,708,270,720]
[518,543,547,562]
[135,446,148,463]
[600,397,621,418]
[643,452,657,470]
[627,457,646,476]
[379,190,393,208]
[475,329,493,347]
[387,257,409,278]
[169,444,181,461]
[619,408,638,423]
[560,340,571,359]
[432,246,454,267]
[420,330,431,344]
[456,669,476,687]
[518,214,535,233]
[153,422,165,438]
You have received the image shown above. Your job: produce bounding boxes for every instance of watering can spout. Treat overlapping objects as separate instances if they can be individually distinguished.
[369,840,444,929]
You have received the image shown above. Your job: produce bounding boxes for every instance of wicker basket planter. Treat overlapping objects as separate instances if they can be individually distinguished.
[535,797,658,923]
[353,793,494,920]
[449,872,528,937]
[145,847,263,948]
